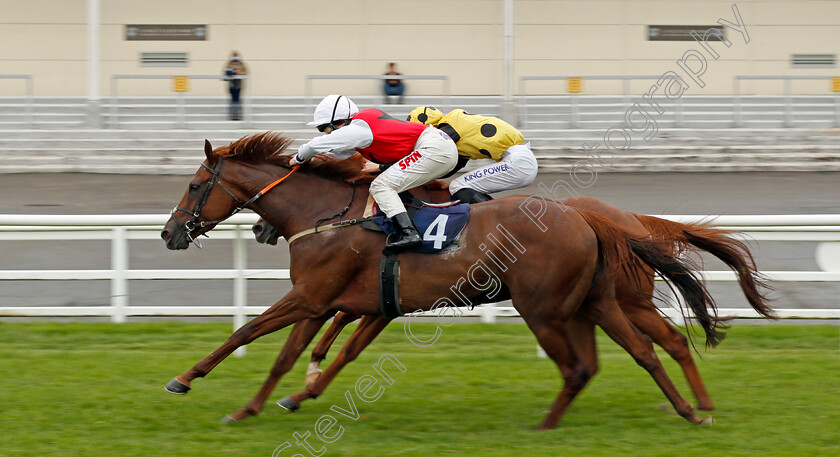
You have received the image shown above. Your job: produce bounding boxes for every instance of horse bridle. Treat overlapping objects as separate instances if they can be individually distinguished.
[171,157,299,248]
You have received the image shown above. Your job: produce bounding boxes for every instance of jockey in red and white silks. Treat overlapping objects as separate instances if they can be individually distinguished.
[294,95,458,251]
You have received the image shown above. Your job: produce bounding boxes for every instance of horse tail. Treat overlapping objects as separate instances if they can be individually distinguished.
[575,209,727,348]
[634,214,774,319]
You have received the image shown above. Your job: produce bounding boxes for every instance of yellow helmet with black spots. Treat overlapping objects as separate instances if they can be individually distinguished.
[406,106,445,125]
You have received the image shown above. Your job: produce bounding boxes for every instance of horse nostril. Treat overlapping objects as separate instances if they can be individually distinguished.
[252,224,263,235]
[161,230,171,240]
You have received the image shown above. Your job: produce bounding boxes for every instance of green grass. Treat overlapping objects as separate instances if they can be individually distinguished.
[0,322,837,457]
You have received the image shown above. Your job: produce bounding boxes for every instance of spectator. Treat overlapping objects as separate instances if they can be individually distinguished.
[224,51,248,121]
[383,62,405,104]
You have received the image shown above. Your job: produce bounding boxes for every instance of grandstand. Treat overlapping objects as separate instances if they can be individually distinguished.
[1,94,839,173]
[3,1,840,174]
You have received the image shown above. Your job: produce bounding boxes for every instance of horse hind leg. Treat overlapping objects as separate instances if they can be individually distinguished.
[305,312,361,387]
[279,315,392,412]
[589,297,712,425]
[625,305,714,411]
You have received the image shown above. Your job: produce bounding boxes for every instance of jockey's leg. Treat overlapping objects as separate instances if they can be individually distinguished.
[448,142,538,200]
[370,127,457,250]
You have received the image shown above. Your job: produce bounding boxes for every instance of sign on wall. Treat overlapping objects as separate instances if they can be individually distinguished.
[172,76,190,92]
[648,25,725,41]
[567,77,583,94]
[125,25,207,41]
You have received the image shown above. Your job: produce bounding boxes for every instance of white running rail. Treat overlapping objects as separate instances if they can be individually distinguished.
[1,214,839,325]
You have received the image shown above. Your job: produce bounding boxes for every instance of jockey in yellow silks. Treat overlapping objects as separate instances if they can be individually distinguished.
[406,106,538,203]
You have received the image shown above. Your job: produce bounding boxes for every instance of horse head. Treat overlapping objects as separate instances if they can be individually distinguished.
[161,139,250,250]
[162,131,358,250]
[252,218,281,245]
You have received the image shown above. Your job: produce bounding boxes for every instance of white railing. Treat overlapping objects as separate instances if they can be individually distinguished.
[518,75,665,128]
[0,74,35,127]
[1,214,839,325]
[518,74,840,129]
[733,75,840,127]
[109,74,250,128]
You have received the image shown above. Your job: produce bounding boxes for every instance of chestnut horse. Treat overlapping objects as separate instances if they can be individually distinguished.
[251,195,770,415]
[160,132,770,429]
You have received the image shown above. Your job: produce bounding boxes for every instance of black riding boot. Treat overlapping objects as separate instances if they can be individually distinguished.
[386,212,422,251]
[453,188,493,204]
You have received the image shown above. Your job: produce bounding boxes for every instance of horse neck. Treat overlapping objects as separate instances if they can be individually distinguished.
[244,165,366,238]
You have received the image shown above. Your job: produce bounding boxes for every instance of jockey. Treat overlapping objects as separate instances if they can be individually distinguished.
[293,95,458,251]
[406,106,538,203]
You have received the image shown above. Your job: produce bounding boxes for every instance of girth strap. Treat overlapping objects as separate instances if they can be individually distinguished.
[379,253,402,318]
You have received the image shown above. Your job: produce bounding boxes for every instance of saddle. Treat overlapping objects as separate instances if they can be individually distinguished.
[362,192,470,254]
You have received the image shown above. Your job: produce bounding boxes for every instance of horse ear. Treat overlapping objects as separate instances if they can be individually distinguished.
[204,139,213,160]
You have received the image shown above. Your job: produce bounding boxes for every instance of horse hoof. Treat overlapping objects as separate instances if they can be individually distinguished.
[164,378,191,395]
[220,415,238,424]
[276,396,300,412]
[700,416,714,426]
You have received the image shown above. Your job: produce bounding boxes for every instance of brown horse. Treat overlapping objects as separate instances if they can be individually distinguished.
[160,132,771,429]
[252,195,770,415]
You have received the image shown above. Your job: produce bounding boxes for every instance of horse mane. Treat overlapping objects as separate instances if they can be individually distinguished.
[215,131,295,165]
[213,131,449,189]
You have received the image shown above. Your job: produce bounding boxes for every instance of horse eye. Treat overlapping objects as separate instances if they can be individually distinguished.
[189,183,200,191]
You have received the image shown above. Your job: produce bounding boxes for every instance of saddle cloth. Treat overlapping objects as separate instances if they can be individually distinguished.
[365,195,470,254]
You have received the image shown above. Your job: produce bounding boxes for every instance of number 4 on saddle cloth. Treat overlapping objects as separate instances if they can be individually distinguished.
[366,196,470,254]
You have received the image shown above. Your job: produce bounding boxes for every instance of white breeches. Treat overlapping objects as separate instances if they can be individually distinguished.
[369,127,458,217]
[448,142,538,195]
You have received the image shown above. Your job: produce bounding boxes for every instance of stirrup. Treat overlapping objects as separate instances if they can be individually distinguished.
[386,232,421,250]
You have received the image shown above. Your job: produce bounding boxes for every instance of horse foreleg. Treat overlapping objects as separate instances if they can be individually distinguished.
[305,312,362,387]
[278,315,392,411]
[165,294,314,394]
[224,316,332,422]
[590,298,712,425]
[625,305,714,411]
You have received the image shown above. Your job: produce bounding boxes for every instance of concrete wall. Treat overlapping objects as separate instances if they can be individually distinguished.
[1,0,839,97]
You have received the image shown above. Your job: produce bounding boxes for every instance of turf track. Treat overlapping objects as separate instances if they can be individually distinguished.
[0,322,837,457]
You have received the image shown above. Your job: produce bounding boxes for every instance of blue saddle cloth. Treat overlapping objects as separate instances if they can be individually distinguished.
[373,203,470,253]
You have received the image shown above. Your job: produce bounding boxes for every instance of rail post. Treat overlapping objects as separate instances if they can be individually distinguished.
[233,225,248,357]
[110,226,128,323]
[733,76,742,127]
[25,75,34,128]
[783,78,793,127]
[109,77,118,128]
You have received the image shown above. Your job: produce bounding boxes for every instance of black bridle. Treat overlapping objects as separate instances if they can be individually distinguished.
[171,157,244,248]
[171,157,301,248]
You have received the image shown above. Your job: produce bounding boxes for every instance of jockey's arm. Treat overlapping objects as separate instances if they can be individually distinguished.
[295,120,373,163]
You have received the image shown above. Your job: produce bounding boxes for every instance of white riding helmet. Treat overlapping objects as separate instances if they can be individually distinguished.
[307,94,360,128]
